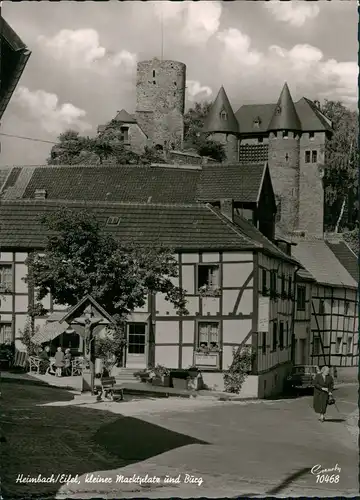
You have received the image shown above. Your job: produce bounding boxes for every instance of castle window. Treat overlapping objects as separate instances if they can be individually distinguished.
[312,150,318,163]
[220,110,228,120]
[305,150,311,163]
[309,132,315,140]
[282,131,288,139]
[174,81,177,86]
[285,153,289,161]
[275,105,281,115]
[153,70,155,77]
[258,137,263,143]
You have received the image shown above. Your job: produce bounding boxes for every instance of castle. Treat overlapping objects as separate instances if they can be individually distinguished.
[102,57,332,239]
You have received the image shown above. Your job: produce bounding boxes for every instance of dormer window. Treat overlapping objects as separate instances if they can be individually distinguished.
[220,110,228,120]
[275,105,281,115]
[253,116,261,128]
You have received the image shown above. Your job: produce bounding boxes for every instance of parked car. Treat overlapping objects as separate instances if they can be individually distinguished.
[285,365,320,392]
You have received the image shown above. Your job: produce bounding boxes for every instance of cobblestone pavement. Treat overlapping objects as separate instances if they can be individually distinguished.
[56,384,358,498]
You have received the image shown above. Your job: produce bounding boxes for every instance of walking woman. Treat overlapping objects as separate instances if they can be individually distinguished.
[313,365,334,422]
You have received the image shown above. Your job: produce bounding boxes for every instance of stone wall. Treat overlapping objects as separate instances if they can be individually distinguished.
[268,132,300,234]
[209,132,238,163]
[298,131,326,237]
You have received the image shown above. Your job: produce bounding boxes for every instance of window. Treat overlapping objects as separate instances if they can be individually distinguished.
[275,105,281,115]
[106,217,120,226]
[258,137,263,143]
[281,275,286,296]
[120,127,129,142]
[309,132,315,140]
[312,336,320,355]
[174,81,177,86]
[296,285,306,311]
[286,321,289,347]
[270,270,277,295]
[285,153,289,161]
[282,131,288,138]
[312,150,317,163]
[128,323,146,354]
[272,322,278,351]
[0,323,12,344]
[344,301,350,315]
[347,336,353,354]
[262,269,268,295]
[262,331,266,354]
[0,265,12,292]
[153,70,155,77]
[197,264,220,293]
[305,150,311,163]
[253,117,261,128]
[198,322,219,350]
[288,276,292,297]
[319,300,325,314]
[335,337,341,354]
[279,322,284,350]
[220,110,228,120]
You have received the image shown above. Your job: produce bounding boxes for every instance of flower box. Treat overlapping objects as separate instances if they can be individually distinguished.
[172,377,190,390]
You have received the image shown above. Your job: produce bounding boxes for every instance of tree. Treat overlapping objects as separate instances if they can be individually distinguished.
[184,101,226,162]
[321,100,358,232]
[48,121,166,166]
[25,208,188,362]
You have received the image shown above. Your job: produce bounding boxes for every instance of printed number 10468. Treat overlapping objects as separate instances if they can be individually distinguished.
[316,474,339,484]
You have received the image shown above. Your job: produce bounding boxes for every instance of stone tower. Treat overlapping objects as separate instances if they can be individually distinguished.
[268,83,302,235]
[135,58,186,149]
[202,86,239,163]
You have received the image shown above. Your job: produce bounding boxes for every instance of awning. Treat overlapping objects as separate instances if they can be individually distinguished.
[32,320,69,345]
[126,312,151,323]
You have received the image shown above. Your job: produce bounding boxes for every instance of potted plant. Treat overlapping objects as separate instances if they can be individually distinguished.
[198,285,221,297]
[152,364,170,387]
[170,369,191,390]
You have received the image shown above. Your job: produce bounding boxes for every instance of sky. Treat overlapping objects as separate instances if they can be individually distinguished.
[1,0,358,166]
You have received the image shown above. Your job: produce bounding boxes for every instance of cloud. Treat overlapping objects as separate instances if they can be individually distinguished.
[186,80,212,101]
[217,28,262,66]
[264,1,320,27]
[37,29,137,73]
[217,28,357,105]
[13,86,92,134]
[153,1,222,44]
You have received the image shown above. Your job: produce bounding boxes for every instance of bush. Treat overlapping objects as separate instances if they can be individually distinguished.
[0,342,15,365]
[19,321,38,356]
[224,345,254,394]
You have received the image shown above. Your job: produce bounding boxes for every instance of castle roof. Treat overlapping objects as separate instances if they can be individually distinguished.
[267,83,302,132]
[203,86,239,134]
[113,109,137,124]
[235,94,332,134]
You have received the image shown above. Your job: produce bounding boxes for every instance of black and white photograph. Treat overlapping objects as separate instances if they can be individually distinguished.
[0,1,358,498]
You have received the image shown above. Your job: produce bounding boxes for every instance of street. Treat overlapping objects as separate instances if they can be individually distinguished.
[56,383,358,498]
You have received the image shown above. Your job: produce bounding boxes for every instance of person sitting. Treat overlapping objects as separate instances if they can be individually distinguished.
[39,346,50,375]
[54,347,65,377]
[64,348,72,377]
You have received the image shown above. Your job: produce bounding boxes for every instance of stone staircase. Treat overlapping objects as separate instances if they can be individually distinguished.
[112,367,139,384]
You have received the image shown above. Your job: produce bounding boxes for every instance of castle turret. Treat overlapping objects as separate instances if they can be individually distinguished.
[268,83,302,235]
[203,86,239,163]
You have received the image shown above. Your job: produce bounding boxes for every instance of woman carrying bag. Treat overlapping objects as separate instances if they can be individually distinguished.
[313,365,334,422]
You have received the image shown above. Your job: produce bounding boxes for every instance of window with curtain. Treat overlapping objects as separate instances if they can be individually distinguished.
[0,323,12,344]
[0,265,13,291]
[198,265,220,292]
[198,322,219,350]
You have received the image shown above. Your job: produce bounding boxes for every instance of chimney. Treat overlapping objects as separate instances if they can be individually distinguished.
[220,198,234,222]
[34,189,47,200]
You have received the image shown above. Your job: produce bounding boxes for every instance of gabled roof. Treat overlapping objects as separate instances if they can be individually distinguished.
[267,83,301,132]
[0,17,31,120]
[326,240,358,283]
[0,163,268,205]
[113,109,137,124]
[235,98,332,134]
[291,240,357,289]
[60,295,115,325]
[203,86,239,134]
[198,163,267,204]
[0,199,263,252]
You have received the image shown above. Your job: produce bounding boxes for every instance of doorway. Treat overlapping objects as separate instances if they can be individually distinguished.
[126,323,147,368]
